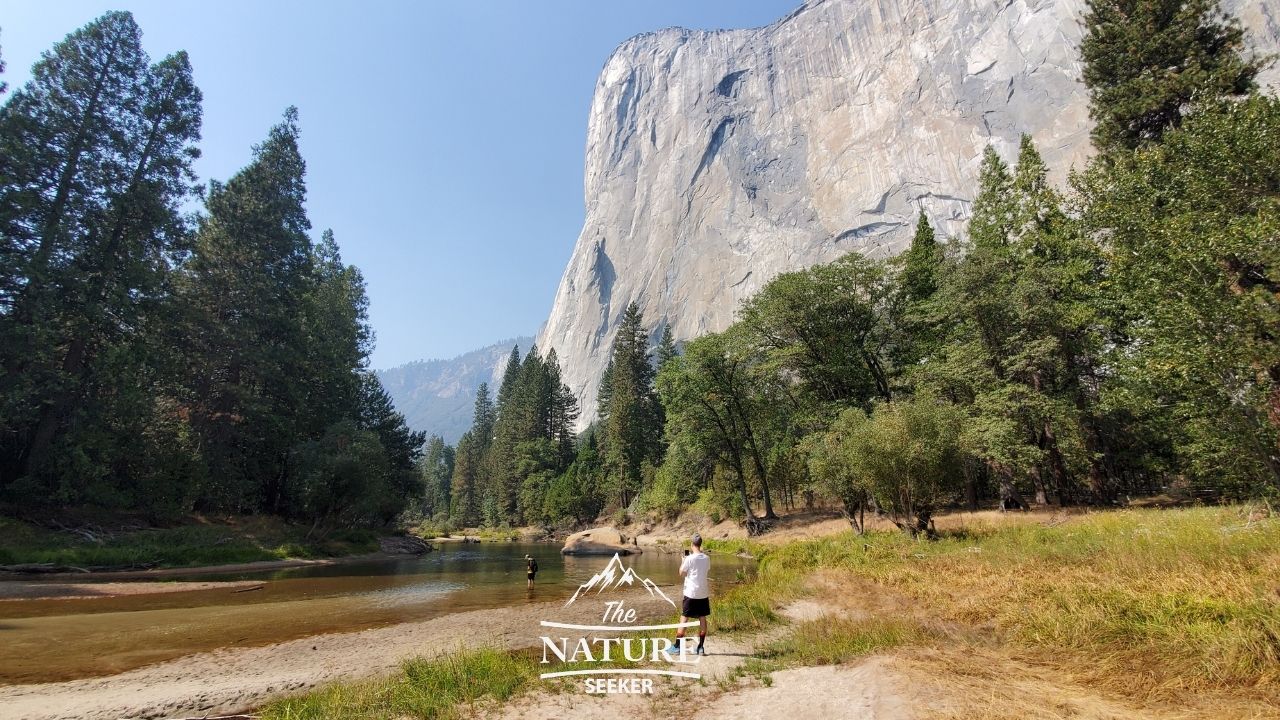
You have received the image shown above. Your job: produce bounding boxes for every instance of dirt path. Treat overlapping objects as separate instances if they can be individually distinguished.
[483,651,920,720]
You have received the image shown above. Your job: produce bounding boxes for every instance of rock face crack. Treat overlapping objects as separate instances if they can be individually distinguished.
[690,116,737,190]
[537,0,1280,428]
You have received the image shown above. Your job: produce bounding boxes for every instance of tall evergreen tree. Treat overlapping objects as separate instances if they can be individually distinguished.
[301,230,371,441]
[892,212,945,376]
[0,13,203,496]
[899,213,940,303]
[419,436,455,518]
[177,108,313,511]
[450,431,481,526]
[656,325,679,369]
[1081,0,1260,152]
[472,382,495,446]
[597,302,663,509]
[354,373,425,516]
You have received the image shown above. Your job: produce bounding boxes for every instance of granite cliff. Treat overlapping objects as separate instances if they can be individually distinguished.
[537,0,1280,427]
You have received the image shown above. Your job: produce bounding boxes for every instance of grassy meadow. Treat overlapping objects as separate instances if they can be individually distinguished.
[255,505,1280,719]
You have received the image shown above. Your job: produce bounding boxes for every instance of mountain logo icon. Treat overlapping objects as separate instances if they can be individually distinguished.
[566,553,676,608]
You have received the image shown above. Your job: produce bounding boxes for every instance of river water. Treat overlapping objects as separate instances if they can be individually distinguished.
[0,543,752,684]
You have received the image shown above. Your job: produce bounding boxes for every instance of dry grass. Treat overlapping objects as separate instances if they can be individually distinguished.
[718,505,1280,716]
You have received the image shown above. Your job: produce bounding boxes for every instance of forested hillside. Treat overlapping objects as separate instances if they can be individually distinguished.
[0,13,422,529]
[418,0,1278,534]
[376,336,533,444]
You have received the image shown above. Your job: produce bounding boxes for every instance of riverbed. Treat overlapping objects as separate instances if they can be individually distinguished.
[0,542,751,684]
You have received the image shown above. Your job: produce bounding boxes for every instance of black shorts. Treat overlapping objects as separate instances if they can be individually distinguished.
[682,595,711,618]
[527,572,536,580]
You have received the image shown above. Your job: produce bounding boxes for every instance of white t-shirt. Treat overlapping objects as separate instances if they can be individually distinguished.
[680,551,710,600]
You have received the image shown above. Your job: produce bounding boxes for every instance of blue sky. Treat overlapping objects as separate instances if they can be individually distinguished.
[2,1,799,369]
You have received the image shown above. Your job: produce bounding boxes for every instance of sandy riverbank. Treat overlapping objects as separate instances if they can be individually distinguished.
[0,579,268,601]
[0,588,931,720]
[0,592,676,720]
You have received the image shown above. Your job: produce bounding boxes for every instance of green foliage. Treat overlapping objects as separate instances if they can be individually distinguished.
[261,647,536,720]
[656,329,783,522]
[1080,96,1280,493]
[418,436,455,519]
[1081,0,1260,152]
[0,15,420,527]
[449,342,580,528]
[738,253,894,407]
[0,515,377,568]
[807,395,965,536]
[597,302,664,509]
[0,12,203,507]
[290,421,395,531]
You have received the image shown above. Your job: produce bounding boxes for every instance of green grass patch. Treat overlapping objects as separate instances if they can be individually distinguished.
[262,647,535,720]
[759,617,929,666]
[0,515,379,569]
[261,645,651,719]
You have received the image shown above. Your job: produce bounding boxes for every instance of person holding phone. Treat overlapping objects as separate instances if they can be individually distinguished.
[675,533,711,655]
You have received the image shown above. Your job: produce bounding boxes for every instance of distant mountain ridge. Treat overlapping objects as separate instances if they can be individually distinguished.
[376,335,534,444]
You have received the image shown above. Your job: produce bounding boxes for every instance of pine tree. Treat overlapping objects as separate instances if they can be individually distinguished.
[892,213,945,376]
[1081,0,1260,152]
[597,302,663,509]
[544,349,580,467]
[450,431,481,525]
[420,436,455,518]
[472,383,495,446]
[0,13,203,494]
[899,213,940,304]
[302,230,371,441]
[355,373,425,515]
[177,108,314,511]
[656,325,679,369]
[967,147,1016,250]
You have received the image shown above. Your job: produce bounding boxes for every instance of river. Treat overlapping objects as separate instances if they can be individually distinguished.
[0,542,752,684]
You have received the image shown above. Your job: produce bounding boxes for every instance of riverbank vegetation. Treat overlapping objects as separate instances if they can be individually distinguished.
[257,505,1280,718]
[414,0,1277,536]
[0,514,378,569]
[0,13,422,532]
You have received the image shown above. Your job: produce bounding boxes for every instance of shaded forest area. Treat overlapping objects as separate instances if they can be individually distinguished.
[0,13,422,533]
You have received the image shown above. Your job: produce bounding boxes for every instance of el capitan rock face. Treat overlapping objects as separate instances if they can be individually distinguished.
[538,0,1280,427]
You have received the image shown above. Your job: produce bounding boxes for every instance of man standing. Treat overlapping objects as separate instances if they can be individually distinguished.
[676,534,711,655]
[525,554,538,588]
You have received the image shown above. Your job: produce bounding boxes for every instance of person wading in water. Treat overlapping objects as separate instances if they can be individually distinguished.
[675,534,711,655]
[525,554,538,588]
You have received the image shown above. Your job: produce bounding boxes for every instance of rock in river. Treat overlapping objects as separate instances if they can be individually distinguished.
[561,526,641,555]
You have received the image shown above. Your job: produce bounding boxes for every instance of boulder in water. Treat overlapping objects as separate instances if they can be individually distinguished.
[561,526,640,555]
